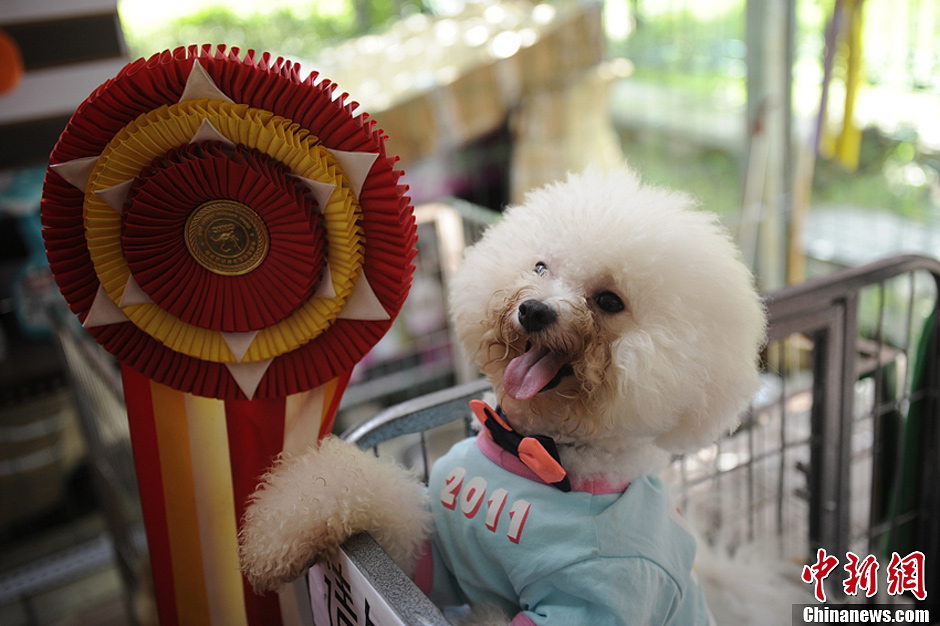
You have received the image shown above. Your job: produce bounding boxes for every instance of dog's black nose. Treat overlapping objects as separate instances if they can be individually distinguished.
[518,299,557,333]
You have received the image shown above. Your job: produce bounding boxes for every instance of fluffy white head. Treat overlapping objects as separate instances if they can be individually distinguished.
[449,168,766,481]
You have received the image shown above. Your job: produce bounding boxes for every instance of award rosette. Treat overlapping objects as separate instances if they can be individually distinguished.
[41,45,416,625]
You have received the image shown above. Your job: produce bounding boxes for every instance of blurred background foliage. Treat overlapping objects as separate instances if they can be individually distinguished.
[120,0,940,229]
[121,1,427,59]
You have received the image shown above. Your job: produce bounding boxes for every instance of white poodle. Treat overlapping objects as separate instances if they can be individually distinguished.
[239,168,769,624]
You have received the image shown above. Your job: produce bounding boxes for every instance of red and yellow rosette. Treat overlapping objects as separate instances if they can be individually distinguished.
[41,46,416,626]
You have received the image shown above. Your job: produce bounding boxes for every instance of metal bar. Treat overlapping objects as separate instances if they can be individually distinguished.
[767,306,843,342]
[868,283,887,556]
[834,291,859,559]
[806,302,851,563]
[340,533,449,625]
[0,534,116,604]
[776,336,789,552]
[343,378,490,448]
[419,430,430,484]
[766,255,940,321]
[675,438,814,491]
[902,271,918,396]
[713,437,724,532]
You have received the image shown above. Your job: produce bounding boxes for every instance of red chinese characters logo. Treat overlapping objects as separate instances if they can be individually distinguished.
[802,548,840,602]
[802,549,927,602]
[843,552,879,598]
[886,551,927,601]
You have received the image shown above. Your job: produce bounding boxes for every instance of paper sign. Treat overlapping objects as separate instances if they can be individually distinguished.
[308,550,408,626]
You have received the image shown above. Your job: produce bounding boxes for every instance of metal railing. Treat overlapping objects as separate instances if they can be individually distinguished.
[343,254,940,606]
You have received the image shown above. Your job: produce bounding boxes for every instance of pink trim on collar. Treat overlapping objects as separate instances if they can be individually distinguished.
[511,612,538,626]
[475,432,629,495]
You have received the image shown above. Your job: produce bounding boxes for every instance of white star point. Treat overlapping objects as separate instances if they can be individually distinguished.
[83,285,130,328]
[94,179,135,212]
[179,60,235,103]
[119,274,153,307]
[327,149,379,199]
[189,118,235,147]
[221,330,260,363]
[337,272,390,321]
[50,156,99,192]
[225,359,274,400]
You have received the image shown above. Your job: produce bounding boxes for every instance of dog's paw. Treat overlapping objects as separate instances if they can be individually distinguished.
[238,436,431,592]
[237,438,352,591]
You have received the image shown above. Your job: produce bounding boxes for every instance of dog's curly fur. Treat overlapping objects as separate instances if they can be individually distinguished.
[238,167,770,622]
[449,168,765,482]
[238,437,431,592]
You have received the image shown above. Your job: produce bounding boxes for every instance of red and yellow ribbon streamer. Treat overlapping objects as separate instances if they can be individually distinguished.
[124,363,350,624]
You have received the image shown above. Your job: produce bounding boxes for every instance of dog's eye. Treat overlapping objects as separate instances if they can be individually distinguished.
[534,262,548,276]
[595,291,625,314]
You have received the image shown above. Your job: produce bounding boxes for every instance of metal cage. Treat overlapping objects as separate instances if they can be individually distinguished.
[340,254,940,613]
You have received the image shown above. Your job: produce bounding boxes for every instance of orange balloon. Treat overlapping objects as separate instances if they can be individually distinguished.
[0,29,24,95]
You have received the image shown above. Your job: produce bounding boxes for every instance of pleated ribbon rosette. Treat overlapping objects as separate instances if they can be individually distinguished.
[41,46,416,626]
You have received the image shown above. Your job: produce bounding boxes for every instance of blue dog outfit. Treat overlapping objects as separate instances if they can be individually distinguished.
[415,404,714,626]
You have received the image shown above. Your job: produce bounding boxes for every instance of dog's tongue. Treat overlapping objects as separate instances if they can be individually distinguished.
[504,345,568,400]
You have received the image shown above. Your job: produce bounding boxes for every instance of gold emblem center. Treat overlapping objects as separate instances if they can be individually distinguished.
[185,200,269,276]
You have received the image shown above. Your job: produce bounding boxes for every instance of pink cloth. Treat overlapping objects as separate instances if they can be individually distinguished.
[511,612,538,626]
[413,538,434,595]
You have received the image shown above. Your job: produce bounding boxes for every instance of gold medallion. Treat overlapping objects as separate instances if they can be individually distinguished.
[185,199,269,276]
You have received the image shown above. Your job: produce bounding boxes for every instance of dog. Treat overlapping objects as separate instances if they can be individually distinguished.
[239,167,768,624]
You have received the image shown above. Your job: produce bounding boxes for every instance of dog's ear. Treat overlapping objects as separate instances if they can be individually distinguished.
[652,362,761,453]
